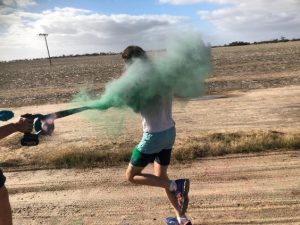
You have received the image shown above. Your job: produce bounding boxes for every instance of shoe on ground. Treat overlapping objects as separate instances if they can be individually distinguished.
[165,217,179,225]
[164,217,192,225]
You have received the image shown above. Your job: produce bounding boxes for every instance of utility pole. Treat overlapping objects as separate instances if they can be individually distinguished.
[39,33,52,66]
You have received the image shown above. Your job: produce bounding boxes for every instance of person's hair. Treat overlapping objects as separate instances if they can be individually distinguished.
[121,45,147,63]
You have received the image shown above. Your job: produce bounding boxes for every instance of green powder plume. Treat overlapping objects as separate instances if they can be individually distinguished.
[87,32,212,112]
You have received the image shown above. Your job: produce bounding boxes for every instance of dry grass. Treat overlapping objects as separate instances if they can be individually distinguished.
[47,150,130,168]
[42,131,300,168]
[174,131,300,161]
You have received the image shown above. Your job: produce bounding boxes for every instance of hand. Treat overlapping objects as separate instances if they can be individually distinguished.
[15,117,33,133]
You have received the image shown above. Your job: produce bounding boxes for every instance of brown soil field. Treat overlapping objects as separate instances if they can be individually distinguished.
[0,42,300,224]
[0,41,300,107]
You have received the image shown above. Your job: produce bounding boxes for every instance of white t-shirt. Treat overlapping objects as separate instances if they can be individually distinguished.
[140,95,175,133]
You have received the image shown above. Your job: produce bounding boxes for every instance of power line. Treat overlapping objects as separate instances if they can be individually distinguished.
[39,33,52,66]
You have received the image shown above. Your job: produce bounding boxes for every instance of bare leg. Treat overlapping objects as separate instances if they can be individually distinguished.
[153,162,185,219]
[0,186,12,225]
[126,163,170,188]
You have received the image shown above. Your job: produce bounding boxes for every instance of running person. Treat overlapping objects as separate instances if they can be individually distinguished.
[123,46,192,225]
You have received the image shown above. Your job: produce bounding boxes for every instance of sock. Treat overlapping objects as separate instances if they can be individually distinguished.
[169,180,177,192]
[177,216,190,225]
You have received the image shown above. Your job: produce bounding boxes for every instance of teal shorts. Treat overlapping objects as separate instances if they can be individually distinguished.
[130,126,176,167]
[137,126,176,154]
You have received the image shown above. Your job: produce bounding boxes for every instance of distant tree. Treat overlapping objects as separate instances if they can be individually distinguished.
[228,41,250,46]
[291,38,300,42]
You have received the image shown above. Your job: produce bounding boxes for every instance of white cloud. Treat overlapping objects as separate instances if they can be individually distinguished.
[198,0,300,42]
[159,0,230,5]
[0,0,36,7]
[160,0,300,43]
[0,7,187,60]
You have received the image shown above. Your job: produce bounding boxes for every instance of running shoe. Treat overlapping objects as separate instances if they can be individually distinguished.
[173,179,190,214]
[164,217,180,225]
[164,217,192,225]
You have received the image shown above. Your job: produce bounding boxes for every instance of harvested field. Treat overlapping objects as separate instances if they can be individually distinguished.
[0,41,299,107]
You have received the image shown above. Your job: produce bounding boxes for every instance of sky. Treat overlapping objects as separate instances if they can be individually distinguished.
[0,0,300,60]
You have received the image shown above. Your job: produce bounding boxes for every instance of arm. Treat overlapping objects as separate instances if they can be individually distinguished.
[0,118,33,140]
[0,123,19,140]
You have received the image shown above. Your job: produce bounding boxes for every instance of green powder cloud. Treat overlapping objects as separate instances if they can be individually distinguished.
[86,32,212,112]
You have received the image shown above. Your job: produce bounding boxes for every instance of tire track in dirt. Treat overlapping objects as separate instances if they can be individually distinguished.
[5,151,300,225]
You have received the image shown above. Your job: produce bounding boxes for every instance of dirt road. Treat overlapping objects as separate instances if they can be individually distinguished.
[6,151,300,225]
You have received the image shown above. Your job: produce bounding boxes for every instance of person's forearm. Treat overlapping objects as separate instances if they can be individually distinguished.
[0,123,19,140]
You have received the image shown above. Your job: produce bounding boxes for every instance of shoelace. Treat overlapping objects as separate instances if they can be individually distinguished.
[176,192,183,208]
